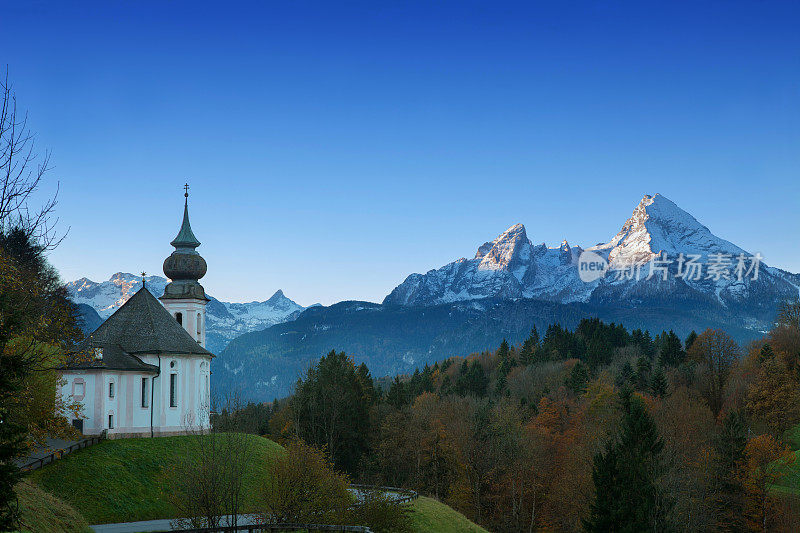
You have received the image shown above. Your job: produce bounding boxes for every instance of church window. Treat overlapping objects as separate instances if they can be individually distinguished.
[141,378,149,408]
[175,312,183,326]
[170,373,177,407]
[74,381,85,398]
[109,381,115,399]
[197,313,201,335]
[108,414,114,429]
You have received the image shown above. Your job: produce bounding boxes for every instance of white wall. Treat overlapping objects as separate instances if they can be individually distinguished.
[161,298,207,348]
[59,353,211,437]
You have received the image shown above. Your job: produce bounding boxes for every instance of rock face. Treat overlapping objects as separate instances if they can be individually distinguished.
[384,224,591,306]
[385,194,800,321]
[66,273,305,353]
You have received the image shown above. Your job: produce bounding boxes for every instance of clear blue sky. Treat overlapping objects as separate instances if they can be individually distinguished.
[3,1,798,305]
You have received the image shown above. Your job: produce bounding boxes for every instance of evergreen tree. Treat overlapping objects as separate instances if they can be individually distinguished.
[584,440,623,532]
[497,338,510,362]
[455,360,488,397]
[292,350,372,475]
[658,330,686,367]
[650,366,668,397]
[685,330,698,352]
[386,376,408,409]
[713,411,748,531]
[565,361,589,395]
[635,356,652,390]
[585,393,670,532]
[618,360,635,387]
[519,326,541,364]
[758,343,775,362]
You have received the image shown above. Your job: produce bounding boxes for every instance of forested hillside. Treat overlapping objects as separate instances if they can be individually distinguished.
[214,297,760,400]
[224,301,800,532]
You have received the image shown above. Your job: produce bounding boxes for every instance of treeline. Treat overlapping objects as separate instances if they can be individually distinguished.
[220,306,800,532]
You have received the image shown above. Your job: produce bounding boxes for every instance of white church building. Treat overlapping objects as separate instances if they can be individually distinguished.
[59,190,214,437]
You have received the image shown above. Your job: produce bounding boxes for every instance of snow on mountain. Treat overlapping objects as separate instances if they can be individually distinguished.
[384,222,592,306]
[67,273,305,352]
[384,193,799,313]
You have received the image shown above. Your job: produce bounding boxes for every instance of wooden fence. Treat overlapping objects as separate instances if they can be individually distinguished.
[18,431,106,473]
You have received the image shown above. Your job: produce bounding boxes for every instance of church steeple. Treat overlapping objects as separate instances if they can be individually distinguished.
[170,185,201,251]
[161,185,209,347]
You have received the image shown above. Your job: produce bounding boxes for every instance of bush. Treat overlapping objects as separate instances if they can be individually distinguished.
[260,439,352,523]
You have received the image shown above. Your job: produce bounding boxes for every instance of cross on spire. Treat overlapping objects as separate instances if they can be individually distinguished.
[184,183,190,198]
[141,271,147,287]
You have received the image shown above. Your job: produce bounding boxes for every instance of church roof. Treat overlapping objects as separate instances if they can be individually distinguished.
[64,344,159,373]
[170,198,201,249]
[76,287,213,357]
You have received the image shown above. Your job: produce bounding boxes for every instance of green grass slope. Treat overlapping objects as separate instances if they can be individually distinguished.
[30,434,283,524]
[772,424,800,495]
[29,434,485,531]
[410,496,489,533]
[14,479,91,533]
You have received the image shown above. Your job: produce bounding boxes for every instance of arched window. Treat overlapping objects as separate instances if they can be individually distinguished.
[175,312,182,326]
[196,313,202,335]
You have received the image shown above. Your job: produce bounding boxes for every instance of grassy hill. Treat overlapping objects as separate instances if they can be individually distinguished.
[410,497,488,533]
[14,479,91,533]
[28,435,486,532]
[30,434,282,524]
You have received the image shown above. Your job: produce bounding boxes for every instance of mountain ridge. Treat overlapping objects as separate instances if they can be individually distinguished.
[384,193,799,310]
[66,273,305,353]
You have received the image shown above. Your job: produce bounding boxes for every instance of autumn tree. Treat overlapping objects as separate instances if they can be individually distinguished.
[742,434,795,532]
[688,329,739,418]
[746,355,800,435]
[260,439,352,523]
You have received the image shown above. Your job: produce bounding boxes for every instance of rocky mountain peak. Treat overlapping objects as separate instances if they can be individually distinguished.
[597,193,746,267]
[477,223,532,271]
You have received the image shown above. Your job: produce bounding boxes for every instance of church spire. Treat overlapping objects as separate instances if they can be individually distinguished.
[170,184,201,250]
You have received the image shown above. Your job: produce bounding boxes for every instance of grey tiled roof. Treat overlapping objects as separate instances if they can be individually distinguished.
[64,344,159,373]
[78,287,213,357]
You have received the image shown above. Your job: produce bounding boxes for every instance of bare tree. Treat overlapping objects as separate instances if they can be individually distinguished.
[167,394,256,528]
[0,68,63,249]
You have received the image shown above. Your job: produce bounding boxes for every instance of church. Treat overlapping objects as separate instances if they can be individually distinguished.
[59,189,213,437]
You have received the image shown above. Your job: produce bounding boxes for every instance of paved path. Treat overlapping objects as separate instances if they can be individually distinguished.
[90,487,415,532]
[13,438,82,468]
[91,514,259,532]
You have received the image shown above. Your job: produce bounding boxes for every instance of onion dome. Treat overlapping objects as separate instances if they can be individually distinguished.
[161,188,209,301]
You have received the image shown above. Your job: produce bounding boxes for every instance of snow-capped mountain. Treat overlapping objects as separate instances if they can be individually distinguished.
[67,273,306,353]
[384,194,800,322]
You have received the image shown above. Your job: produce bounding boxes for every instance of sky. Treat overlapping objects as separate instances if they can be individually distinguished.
[2,1,798,306]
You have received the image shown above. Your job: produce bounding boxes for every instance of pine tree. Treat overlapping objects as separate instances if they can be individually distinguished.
[759,343,775,362]
[497,338,510,363]
[658,330,686,367]
[685,330,698,352]
[584,440,623,532]
[585,393,670,532]
[713,411,748,531]
[618,360,635,387]
[565,361,589,395]
[386,376,408,408]
[635,356,652,390]
[650,366,668,397]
